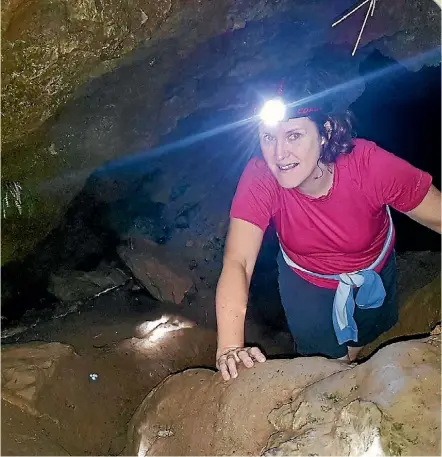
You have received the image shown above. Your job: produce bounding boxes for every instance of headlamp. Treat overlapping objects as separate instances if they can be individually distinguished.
[258,97,322,126]
[259,98,286,126]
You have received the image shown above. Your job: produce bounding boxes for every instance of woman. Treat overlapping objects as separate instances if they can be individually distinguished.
[215,81,441,381]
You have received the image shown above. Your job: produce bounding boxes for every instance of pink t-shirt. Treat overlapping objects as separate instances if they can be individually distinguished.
[230,138,432,289]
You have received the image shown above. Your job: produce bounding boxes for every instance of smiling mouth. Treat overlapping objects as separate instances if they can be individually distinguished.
[277,162,299,171]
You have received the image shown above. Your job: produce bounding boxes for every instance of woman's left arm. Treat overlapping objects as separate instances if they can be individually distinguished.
[405,185,441,234]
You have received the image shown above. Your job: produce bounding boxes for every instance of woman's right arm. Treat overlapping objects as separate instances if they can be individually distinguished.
[215,217,266,380]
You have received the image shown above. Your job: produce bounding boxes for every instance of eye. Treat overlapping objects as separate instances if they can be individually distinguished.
[262,133,275,143]
[287,132,301,141]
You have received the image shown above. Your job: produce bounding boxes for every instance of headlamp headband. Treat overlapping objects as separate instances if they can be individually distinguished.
[259,98,322,126]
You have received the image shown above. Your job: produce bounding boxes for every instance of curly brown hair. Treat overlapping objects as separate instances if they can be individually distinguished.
[309,110,356,164]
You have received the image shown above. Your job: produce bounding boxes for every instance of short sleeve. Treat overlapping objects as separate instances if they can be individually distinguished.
[230,158,279,231]
[357,139,433,212]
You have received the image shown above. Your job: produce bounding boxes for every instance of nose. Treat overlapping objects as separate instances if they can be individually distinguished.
[275,137,290,162]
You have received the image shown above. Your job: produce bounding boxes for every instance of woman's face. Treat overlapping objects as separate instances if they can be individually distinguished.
[259,117,323,189]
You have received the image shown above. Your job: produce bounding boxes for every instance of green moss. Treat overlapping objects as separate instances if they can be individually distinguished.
[1,188,64,265]
[1,131,66,265]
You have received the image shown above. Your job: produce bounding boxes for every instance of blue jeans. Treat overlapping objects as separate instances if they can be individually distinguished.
[277,251,398,358]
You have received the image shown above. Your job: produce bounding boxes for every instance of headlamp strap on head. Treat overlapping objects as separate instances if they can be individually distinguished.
[293,106,322,116]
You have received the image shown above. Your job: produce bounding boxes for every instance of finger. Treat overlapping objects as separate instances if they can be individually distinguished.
[249,347,266,363]
[218,359,231,381]
[223,349,241,364]
[231,351,241,363]
[226,355,238,379]
[216,353,229,370]
[237,349,255,368]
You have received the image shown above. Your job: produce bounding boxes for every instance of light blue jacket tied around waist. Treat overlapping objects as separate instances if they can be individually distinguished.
[280,206,394,345]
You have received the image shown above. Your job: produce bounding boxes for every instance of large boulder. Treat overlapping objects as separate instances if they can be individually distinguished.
[124,332,441,456]
[117,237,195,304]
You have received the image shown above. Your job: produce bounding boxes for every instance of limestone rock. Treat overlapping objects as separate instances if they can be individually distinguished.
[117,237,194,304]
[2,0,176,145]
[124,334,441,456]
[3,0,439,148]
[2,0,440,266]
[1,342,75,415]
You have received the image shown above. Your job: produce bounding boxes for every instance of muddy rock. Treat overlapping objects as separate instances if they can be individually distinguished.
[1,318,217,455]
[124,357,346,456]
[124,333,441,456]
[118,237,194,304]
[1,342,75,416]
